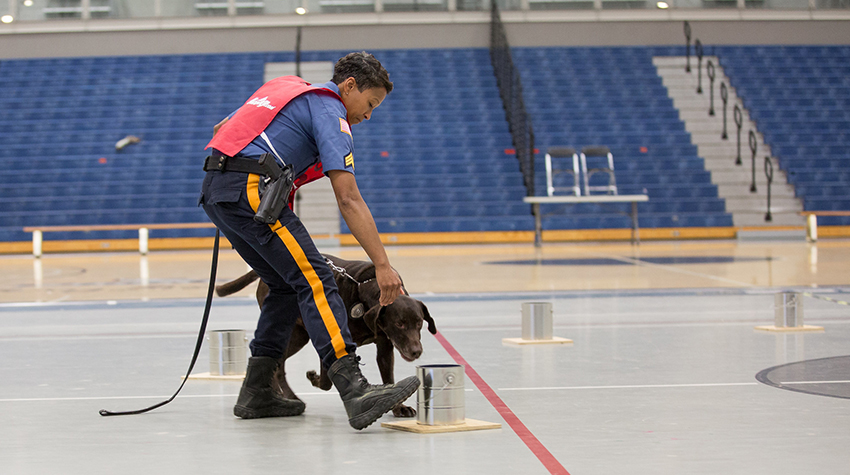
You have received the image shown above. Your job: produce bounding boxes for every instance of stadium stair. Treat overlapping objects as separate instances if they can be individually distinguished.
[654,56,804,227]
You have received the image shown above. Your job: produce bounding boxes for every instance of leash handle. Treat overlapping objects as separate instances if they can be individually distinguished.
[99,229,220,417]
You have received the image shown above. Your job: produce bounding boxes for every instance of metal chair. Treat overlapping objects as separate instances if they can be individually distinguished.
[580,146,617,195]
[545,147,580,197]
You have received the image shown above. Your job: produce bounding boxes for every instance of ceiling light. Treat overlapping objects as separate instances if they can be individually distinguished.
[656,1,670,7]
[24,0,34,6]
[1,15,13,23]
[295,7,307,14]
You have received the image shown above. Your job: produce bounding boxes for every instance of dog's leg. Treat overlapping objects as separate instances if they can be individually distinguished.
[308,362,334,391]
[284,325,329,391]
[272,356,300,402]
[272,324,311,402]
[375,337,415,418]
[318,365,333,391]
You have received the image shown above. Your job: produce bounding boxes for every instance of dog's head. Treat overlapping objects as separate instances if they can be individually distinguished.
[323,254,436,362]
[359,294,437,363]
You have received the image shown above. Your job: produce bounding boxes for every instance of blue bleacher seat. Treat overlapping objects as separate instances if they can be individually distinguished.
[717,45,850,216]
[4,45,847,241]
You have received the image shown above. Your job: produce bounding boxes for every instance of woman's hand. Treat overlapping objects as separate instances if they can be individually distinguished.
[375,264,403,306]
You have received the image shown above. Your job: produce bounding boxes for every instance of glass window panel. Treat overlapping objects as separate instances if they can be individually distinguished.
[160,0,203,17]
[111,0,156,18]
[816,0,850,8]
[747,0,812,8]
[306,0,375,14]
[697,0,739,8]
[495,0,525,10]
[263,0,303,14]
[456,0,486,10]
[528,0,596,10]
[382,0,447,12]
[670,0,716,8]
[601,0,650,8]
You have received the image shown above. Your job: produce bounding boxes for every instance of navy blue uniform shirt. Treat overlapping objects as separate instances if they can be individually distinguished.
[235,81,355,178]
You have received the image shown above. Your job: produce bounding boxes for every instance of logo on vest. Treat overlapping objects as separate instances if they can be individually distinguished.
[246,96,276,110]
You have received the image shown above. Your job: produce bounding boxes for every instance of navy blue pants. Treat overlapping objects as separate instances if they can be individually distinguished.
[200,169,355,369]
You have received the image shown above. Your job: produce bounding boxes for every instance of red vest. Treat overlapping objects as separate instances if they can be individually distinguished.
[206,76,346,209]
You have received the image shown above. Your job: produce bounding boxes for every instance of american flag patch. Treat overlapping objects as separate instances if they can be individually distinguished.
[344,152,354,170]
[339,118,352,137]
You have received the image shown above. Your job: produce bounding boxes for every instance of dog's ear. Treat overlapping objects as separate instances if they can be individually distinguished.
[419,301,437,335]
[363,305,383,336]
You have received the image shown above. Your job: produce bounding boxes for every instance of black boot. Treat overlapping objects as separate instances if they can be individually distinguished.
[327,354,420,430]
[234,356,306,419]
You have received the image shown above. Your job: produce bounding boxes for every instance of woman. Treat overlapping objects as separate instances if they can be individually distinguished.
[201,52,418,431]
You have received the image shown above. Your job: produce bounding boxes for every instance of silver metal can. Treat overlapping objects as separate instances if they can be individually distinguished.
[775,292,804,328]
[208,329,248,376]
[416,364,465,426]
[522,302,553,340]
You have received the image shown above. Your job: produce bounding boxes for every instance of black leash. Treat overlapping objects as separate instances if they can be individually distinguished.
[99,229,220,417]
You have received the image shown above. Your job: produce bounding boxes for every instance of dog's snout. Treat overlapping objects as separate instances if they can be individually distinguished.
[410,347,422,360]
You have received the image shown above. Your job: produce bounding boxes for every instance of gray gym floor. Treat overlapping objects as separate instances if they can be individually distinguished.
[2,286,849,474]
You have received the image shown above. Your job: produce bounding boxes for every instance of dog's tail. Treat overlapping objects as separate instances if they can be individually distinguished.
[215,270,260,297]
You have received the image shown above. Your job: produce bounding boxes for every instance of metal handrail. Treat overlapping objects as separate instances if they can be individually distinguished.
[734,104,743,165]
[720,82,728,140]
[707,60,716,116]
[764,156,774,222]
[490,0,535,197]
[695,39,704,94]
[749,130,758,193]
[684,21,692,73]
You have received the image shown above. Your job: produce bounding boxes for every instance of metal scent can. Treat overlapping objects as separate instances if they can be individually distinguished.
[522,302,553,340]
[416,364,465,426]
[208,329,248,376]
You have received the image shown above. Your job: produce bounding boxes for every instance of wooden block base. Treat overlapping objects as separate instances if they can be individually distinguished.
[754,325,824,333]
[382,418,501,434]
[502,336,573,346]
[184,372,245,381]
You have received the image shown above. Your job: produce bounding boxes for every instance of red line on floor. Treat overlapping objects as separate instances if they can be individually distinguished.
[432,331,570,475]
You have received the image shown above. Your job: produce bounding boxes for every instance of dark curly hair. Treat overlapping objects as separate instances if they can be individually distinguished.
[332,51,393,94]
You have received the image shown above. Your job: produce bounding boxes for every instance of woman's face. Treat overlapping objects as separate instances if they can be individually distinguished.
[339,78,387,125]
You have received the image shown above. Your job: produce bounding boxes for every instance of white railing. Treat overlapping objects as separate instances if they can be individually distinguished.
[3,0,845,23]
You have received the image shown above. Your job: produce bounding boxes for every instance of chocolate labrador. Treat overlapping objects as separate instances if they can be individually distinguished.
[215,254,436,417]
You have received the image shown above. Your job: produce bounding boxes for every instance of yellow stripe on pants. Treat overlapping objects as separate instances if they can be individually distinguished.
[246,173,348,359]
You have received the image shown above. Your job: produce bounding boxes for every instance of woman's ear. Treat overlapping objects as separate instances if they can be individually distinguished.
[343,77,358,96]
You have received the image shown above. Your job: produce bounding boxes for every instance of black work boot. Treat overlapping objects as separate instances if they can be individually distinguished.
[327,354,420,430]
[233,356,305,419]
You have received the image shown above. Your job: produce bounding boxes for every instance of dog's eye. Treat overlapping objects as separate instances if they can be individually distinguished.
[396,322,405,329]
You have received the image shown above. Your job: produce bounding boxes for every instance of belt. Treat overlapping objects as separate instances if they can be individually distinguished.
[203,153,272,176]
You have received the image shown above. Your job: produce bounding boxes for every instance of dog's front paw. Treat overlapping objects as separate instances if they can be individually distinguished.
[306,370,322,388]
[392,403,416,418]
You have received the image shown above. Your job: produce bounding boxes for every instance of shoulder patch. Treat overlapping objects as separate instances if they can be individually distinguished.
[339,118,352,137]
[344,152,354,170]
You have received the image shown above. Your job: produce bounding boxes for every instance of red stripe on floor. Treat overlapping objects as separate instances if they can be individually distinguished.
[432,331,570,475]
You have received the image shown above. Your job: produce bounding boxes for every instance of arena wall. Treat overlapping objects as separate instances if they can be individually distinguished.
[0,11,849,59]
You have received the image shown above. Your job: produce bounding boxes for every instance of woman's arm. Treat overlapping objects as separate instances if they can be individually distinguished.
[327,169,401,306]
